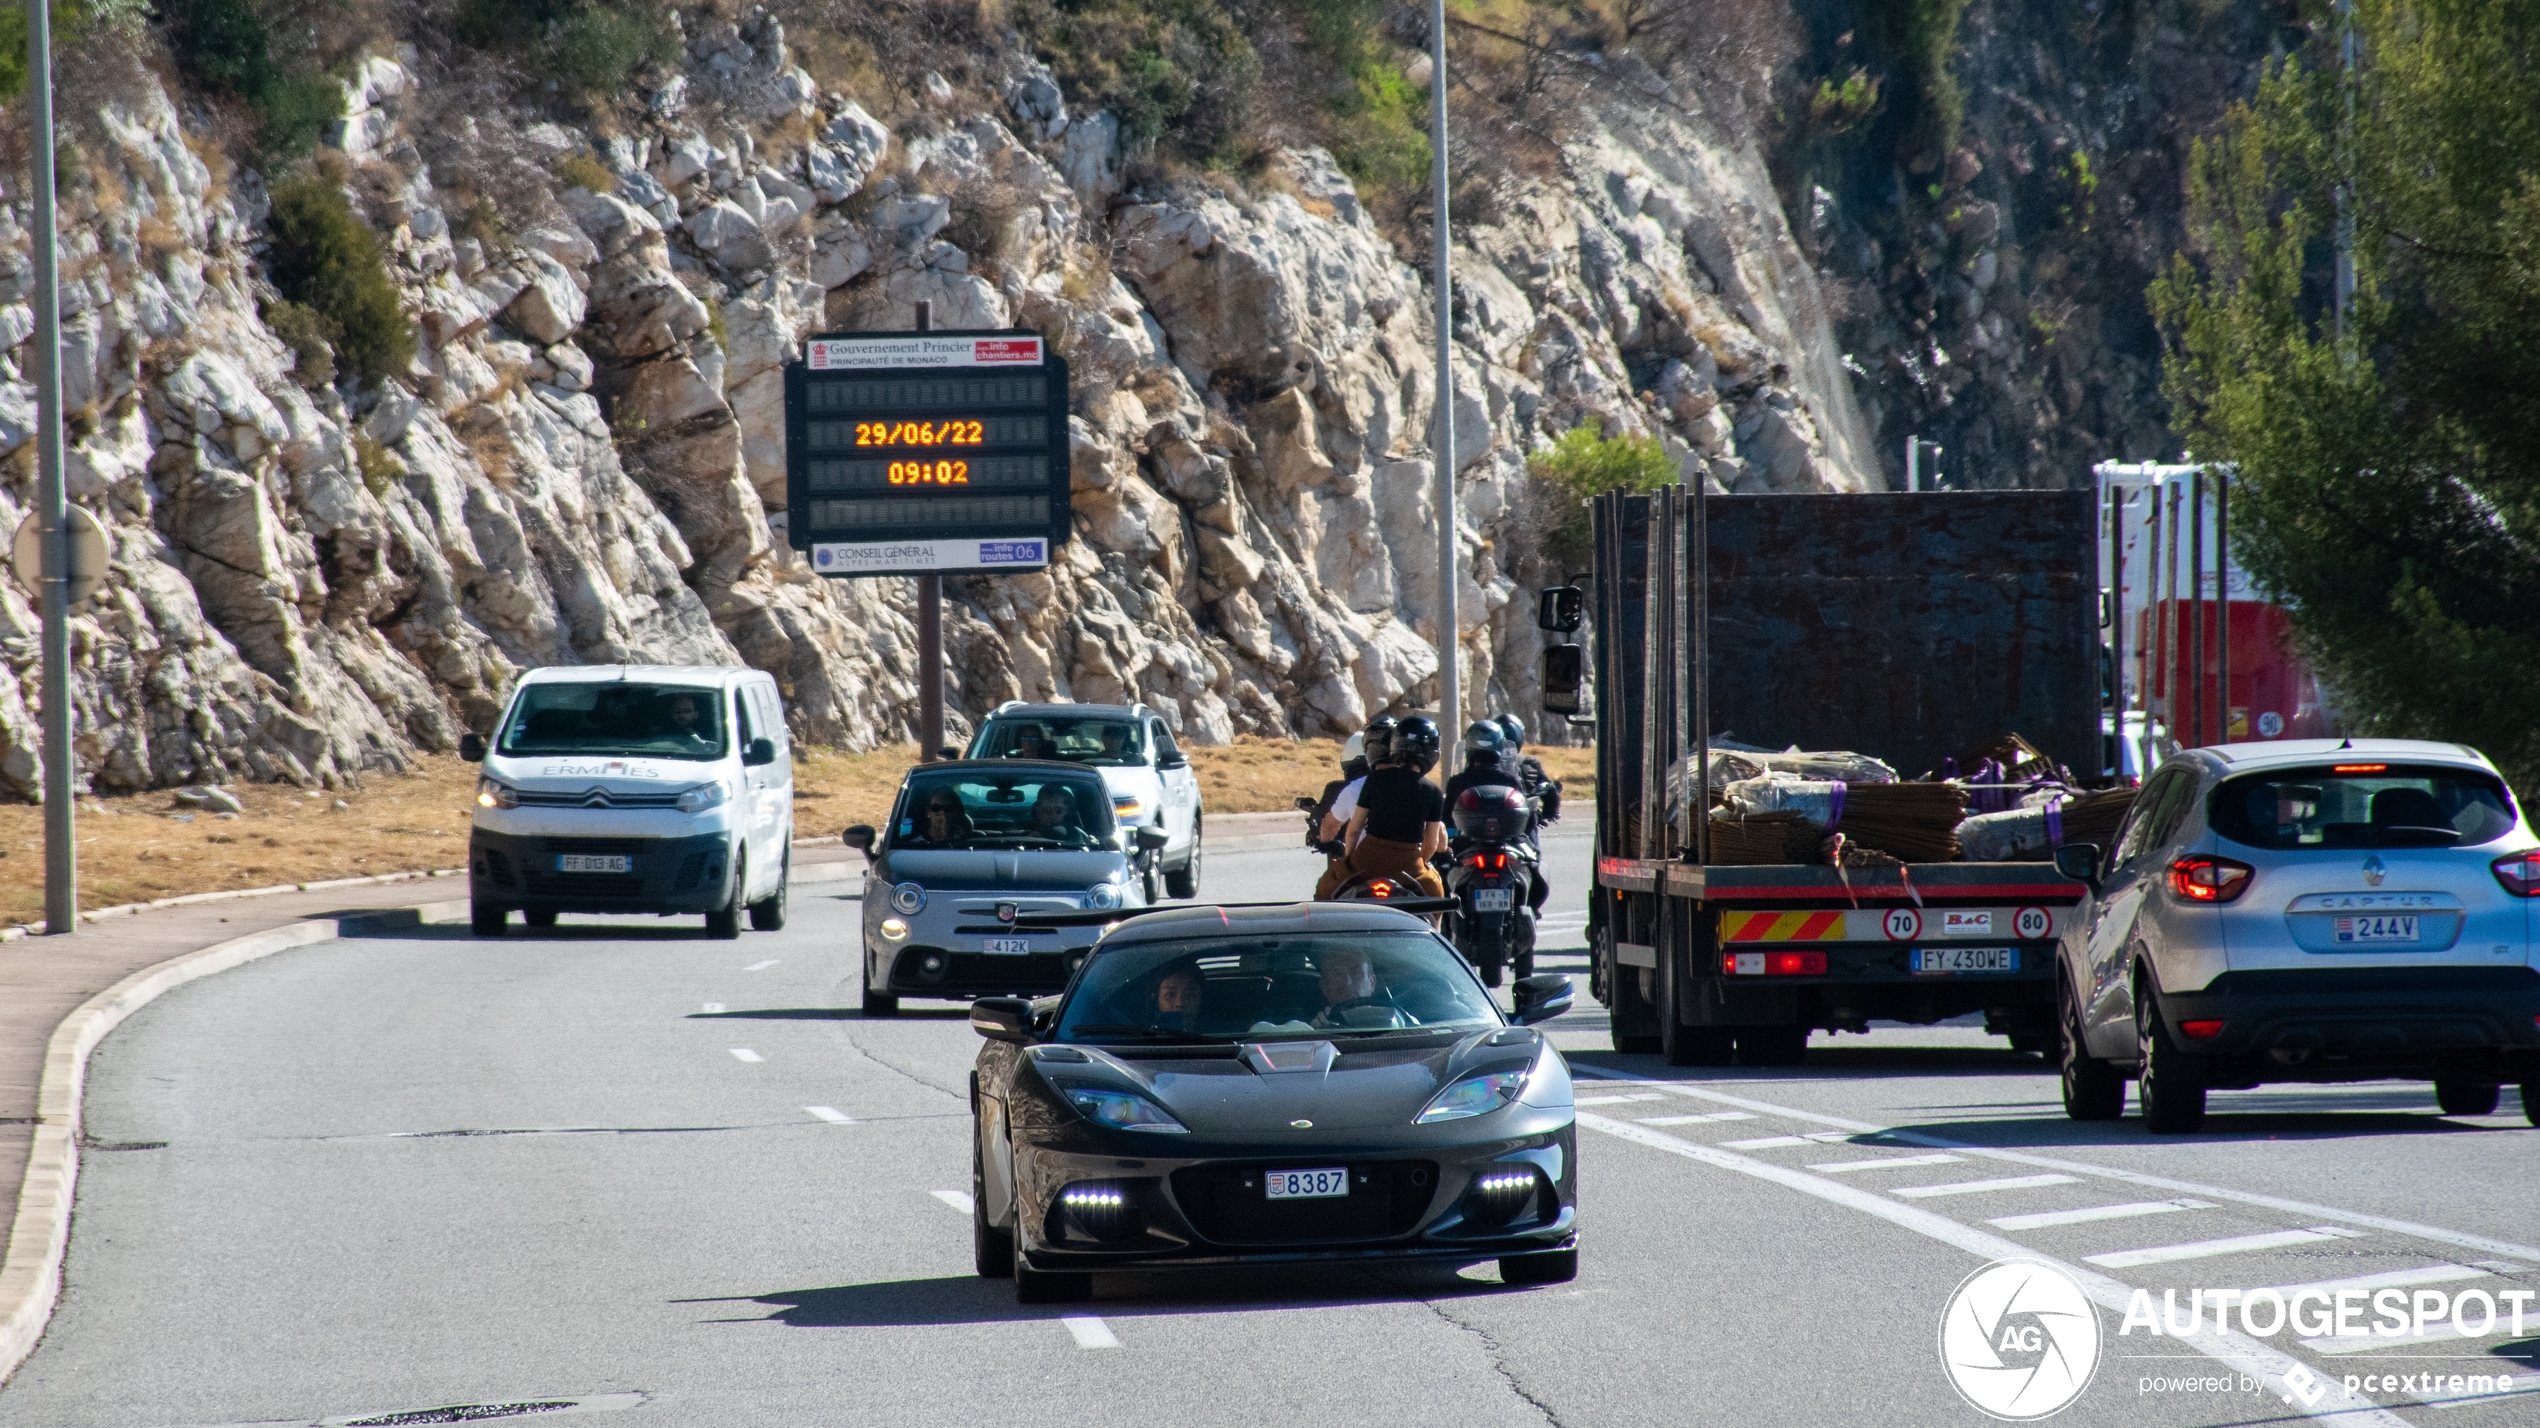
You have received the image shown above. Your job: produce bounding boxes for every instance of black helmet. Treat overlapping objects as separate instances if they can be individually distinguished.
[1496,713,1526,750]
[1363,714,1398,762]
[1393,716,1441,773]
[1463,720,1507,761]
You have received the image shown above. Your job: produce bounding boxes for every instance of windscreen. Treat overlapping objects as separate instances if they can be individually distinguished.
[976,716,1146,766]
[892,769,1118,850]
[2209,764,2520,850]
[497,683,728,760]
[1055,931,1501,1042]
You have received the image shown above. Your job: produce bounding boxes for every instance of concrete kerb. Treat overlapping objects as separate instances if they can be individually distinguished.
[0,858,865,1386]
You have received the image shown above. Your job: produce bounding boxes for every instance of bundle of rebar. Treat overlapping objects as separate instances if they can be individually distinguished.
[1833,782,1971,864]
[1703,811,1818,866]
[2054,786,2140,850]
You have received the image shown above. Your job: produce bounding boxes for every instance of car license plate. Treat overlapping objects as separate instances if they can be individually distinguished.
[1911,947,2017,974]
[1265,1167,1349,1200]
[983,937,1032,956]
[2334,915,2419,944]
[555,854,631,874]
[1471,888,1514,912]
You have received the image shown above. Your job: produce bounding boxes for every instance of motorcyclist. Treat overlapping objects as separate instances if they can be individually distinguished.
[1496,713,1560,825]
[1339,715,1447,897]
[1319,715,1395,847]
[1309,733,1369,850]
[1446,721,1547,914]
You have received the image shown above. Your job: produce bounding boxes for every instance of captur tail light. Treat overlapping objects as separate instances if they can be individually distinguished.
[2180,1019,2227,1040]
[2169,855,2255,903]
[1057,1181,1141,1240]
[2492,851,2540,897]
[1464,1167,1546,1227]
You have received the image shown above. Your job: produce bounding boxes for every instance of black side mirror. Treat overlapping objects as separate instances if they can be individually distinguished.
[458,733,487,762]
[843,825,876,856]
[2053,843,2103,889]
[1294,795,1319,812]
[1511,973,1575,1025]
[1541,643,1586,716]
[970,997,1035,1043]
[744,737,777,766]
[1157,752,1189,770]
[1135,826,1169,852]
[1537,584,1584,633]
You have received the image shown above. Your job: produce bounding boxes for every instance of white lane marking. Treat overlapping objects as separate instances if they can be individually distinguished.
[1719,1135,1811,1149]
[1804,1153,1965,1174]
[2469,1260,2529,1273]
[729,1048,764,1063]
[1892,1174,2080,1199]
[1573,1067,2540,1264]
[932,1190,974,1214]
[1635,1111,1757,1126]
[1572,1093,1666,1106]
[744,960,779,971]
[1989,1198,2217,1231]
[1574,1113,2413,1427]
[702,1002,726,1013]
[2085,1226,2364,1269]
[1062,1314,1121,1349]
[2258,1264,2493,1298]
[805,1106,853,1124]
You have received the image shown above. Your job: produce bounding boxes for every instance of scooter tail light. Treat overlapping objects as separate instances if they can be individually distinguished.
[2491,851,2540,897]
[2168,855,2255,903]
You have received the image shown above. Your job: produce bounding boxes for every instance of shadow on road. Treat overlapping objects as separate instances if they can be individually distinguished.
[684,1261,1499,1327]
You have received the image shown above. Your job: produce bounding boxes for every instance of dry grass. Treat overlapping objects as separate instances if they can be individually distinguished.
[1,740,1600,927]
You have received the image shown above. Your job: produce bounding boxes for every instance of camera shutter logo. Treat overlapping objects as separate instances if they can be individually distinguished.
[1939,1259,2102,1420]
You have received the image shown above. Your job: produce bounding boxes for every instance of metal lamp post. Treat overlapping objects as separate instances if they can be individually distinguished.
[1428,0,1458,742]
[28,0,76,933]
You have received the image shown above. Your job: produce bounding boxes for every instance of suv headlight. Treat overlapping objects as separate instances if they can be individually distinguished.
[891,882,927,915]
[475,778,519,810]
[675,780,730,814]
[1061,1084,1189,1134]
[1416,1069,1530,1124]
[1113,795,1146,821]
[1084,883,1121,910]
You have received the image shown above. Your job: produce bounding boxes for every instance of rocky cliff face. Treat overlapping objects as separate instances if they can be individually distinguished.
[0,10,1881,796]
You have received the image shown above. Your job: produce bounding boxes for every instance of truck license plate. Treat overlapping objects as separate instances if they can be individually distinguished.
[2334,915,2418,944]
[555,854,631,874]
[1912,947,2017,974]
[983,937,1032,955]
[1265,1167,1349,1199]
[1471,888,1514,912]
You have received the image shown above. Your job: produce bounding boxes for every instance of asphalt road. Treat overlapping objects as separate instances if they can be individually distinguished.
[6,826,2536,1427]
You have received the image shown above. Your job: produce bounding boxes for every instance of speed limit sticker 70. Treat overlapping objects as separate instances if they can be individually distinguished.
[2013,906,2052,939]
[1883,908,1923,941]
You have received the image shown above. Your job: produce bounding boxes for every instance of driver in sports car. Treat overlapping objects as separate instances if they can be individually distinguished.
[1311,948,1403,1029]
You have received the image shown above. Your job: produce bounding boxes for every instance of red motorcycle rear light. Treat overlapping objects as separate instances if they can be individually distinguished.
[2491,851,2540,897]
[2168,855,2254,903]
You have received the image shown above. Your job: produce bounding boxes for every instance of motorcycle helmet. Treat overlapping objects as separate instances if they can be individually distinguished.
[1362,715,1398,763]
[1339,731,1368,781]
[1392,715,1442,773]
[1463,720,1507,766]
[1495,713,1526,750]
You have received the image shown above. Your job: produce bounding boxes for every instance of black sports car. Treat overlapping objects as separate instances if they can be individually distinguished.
[967,901,1579,1302]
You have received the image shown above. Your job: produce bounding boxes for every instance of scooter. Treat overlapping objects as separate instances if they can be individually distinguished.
[1442,784,1538,988]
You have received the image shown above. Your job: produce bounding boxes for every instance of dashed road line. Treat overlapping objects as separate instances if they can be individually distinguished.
[729,1048,764,1063]
[804,1106,853,1124]
[1636,1111,1756,1126]
[702,1002,725,1013]
[1062,1314,1120,1349]
[931,1189,974,1214]
[1804,1153,1962,1174]
[1572,1093,1666,1106]
[743,960,779,971]
[1989,1198,2216,1231]
[2085,1225,2366,1270]
[1891,1174,2078,1199]
[1719,1135,1811,1150]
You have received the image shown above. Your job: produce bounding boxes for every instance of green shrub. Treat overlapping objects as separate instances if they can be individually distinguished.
[264,298,340,388]
[1527,419,1680,574]
[1326,60,1429,195]
[457,0,679,104]
[1012,0,1257,155]
[0,1,144,102]
[1807,68,1881,137]
[353,432,400,497]
[265,176,414,382]
[156,0,344,163]
[557,150,617,195]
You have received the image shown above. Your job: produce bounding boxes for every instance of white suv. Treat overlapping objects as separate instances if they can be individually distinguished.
[966,701,1202,899]
[2054,739,2540,1131]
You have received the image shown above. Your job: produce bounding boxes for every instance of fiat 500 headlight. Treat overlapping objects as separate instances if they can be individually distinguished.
[1084,883,1122,910]
[890,882,927,915]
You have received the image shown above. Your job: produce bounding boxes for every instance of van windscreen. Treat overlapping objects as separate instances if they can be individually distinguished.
[498,684,729,761]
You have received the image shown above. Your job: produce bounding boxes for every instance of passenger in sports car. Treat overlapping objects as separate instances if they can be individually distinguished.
[1152,966,1205,1032]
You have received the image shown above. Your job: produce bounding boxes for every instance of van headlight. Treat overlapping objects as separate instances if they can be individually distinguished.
[675,780,730,814]
[475,778,519,809]
[1084,883,1121,910]
[891,882,927,915]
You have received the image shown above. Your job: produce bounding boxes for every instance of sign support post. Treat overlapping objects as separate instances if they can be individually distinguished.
[29,0,74,934]
[911,302,943,761]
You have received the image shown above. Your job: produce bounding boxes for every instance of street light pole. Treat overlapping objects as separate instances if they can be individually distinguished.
[28,0,76,933]
[1429,0,1458,742]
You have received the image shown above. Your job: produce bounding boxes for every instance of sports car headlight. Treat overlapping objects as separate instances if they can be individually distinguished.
[675,780,730,814]
[475,778,519,809]
[890,882,927,915]
[1061,1084,1189,1134]
[1083,883,1121,910]
[1416,1069,1530,1124]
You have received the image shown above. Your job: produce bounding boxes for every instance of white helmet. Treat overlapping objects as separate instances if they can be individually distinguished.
[1341,732,1365,763]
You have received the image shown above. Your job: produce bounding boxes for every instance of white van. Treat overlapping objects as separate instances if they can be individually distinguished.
[460,665,794,938]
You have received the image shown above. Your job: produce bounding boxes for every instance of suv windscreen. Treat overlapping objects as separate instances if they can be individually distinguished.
[893,770,1118,850]
[1055,931,1500,1042]
[977,716,1146,767]
[498,683,727,760]
[2209,764,2519,850]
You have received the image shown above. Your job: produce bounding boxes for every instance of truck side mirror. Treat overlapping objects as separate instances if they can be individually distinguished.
[2053,843,2103,889]
[458,733,486,762]
[1536,585,1584,633]
[1540,642,1586,716]
[744,737,777,766]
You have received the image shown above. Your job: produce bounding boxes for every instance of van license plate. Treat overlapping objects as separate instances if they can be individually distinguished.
[983,937,1031,955]
[2334,915,2419,944]
[1265,1167,1349,1199]
[1471,888,1514,912]
[1912,947,2017,974]
[556,854,631,874]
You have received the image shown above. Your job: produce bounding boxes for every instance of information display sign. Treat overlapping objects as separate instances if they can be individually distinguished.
[783,329,1070,575]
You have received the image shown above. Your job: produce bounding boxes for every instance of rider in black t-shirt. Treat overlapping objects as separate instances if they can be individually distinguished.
[1339,716,1447,896]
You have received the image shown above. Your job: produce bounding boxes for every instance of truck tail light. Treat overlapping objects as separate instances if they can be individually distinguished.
[2168,855,2254,903]
[2491,851,2540,897]
[1723,951,1827,976]
[2180,1019,2226,1040]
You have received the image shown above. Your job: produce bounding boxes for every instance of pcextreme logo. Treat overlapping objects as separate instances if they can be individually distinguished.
[1939,1259,2104,1420]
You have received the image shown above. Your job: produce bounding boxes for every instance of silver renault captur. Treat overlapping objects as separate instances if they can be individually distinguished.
[844,760,1165,1016]
[2055,739,2540,1132]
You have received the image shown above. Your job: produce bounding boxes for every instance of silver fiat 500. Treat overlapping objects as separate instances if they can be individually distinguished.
[2054,738,2540,1132]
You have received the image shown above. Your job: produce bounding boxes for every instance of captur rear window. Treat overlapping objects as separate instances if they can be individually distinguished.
[2209,764,2519,850]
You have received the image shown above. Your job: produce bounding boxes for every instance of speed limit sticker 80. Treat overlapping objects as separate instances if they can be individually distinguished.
[2013,906,2052,939]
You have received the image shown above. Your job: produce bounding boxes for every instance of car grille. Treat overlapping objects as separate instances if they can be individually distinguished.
[514,789,685,808]
[518,837,712,901]
[896,949,1078,993]
[1171,1161,1437,1246]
